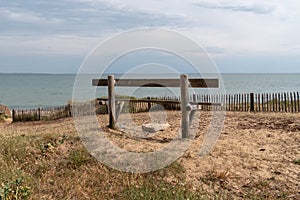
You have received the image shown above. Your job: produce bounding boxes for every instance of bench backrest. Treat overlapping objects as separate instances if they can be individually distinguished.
[92,78,219,88]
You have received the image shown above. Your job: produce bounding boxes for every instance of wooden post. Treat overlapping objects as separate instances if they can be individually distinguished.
[272,93,275,112]
[116,101,125,121]
[229,94,231,111]
[257,93,260,112]
[38,107,41,121]
[297,92,300,112]
[290,93,293,112]
[275,93,278,112]
[262,94,265,112]
[294,92,297,112]
[250,93,254,112]
[68,103,72,117]
[147,96,151,111]
[246,93,248,112]
[268,93,270,112]
[189,94,197,125]
[108,75,116,129]
[12,109,15,122]
[277,93,280,112]
[284,93,287,112]
[239,93,241,111]
[180,74,189,139]
[192,94,196,103]
[278,93,280,112]
[244,93,246,111]
[232,94,237,111]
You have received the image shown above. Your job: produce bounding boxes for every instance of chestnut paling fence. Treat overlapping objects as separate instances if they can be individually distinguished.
[12,92,300,122]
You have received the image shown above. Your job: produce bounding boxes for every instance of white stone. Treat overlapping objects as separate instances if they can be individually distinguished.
[142,123,170,133]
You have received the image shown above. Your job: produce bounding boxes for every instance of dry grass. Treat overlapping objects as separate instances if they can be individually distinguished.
[0,131,203,199]
[0,130,204,199]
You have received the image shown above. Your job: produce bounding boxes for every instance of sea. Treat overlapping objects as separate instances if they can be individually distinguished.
[0,73,299,109]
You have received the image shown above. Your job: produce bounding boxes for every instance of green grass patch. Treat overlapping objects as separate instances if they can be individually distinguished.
[67,148,93,168]
[0,113,9,122]
[293,159,300,165]
[0,177,31,200]
[120,179,202,200]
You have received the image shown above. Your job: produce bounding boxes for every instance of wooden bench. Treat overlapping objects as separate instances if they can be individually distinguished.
[93,74,219,138]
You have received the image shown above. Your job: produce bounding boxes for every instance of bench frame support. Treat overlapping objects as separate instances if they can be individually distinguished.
[97,74,219,139]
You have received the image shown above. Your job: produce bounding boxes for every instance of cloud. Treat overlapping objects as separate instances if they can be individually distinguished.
[0,35,102,56]
[204,46,226,54]
[193,1,276,15]
[0,0,188,36]
[0,0,300,73]
[0,7,61,24]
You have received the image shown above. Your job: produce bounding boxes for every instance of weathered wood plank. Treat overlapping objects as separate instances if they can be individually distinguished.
[92,78,219,88]
[97,98,221,106]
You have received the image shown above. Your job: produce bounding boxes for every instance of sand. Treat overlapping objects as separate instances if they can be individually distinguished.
[0,110,299,198]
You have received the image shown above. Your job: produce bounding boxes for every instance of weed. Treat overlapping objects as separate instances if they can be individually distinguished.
[67,148,92,168]
[0,177,31,200]
[202,168,232,184]
[0,114,6,122]
[120,178,203,200]
[31,133,60,154]
[293,159,300,165]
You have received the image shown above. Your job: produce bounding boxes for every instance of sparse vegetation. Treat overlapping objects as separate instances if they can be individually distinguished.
[0,131,207,199]
[0,177,31,200]
[293,159,300,165]
[0,114,9,122]
[121,178,201,200]
[0,115,5,122]
[67,148,93,168]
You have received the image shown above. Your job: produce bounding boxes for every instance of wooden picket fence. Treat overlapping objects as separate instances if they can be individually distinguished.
[218,92,300,112]
[11,91,300,122]
[171,92,300,112]
[12,105,72,122]
[127,91,300,113]
[252,92,300,112]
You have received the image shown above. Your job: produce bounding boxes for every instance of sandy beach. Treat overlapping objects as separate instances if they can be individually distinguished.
[0,111,299,199]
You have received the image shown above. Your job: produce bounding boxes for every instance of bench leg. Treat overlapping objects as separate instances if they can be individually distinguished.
[108,75,116,129]
[116,101,125,122]
[181,74,189,139]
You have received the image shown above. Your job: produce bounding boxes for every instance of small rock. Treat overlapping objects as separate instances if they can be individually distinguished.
[142,123,170,133]
[119,124,126,129]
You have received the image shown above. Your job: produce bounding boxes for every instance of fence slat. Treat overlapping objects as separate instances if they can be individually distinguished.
[297,92,300,112]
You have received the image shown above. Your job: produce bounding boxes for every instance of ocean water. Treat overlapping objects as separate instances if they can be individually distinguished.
[0,73,299,109]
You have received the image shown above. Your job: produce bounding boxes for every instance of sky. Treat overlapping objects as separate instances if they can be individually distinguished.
[0,0,300,73]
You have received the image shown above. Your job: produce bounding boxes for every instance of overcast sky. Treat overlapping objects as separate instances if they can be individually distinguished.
[0,0,300,73]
